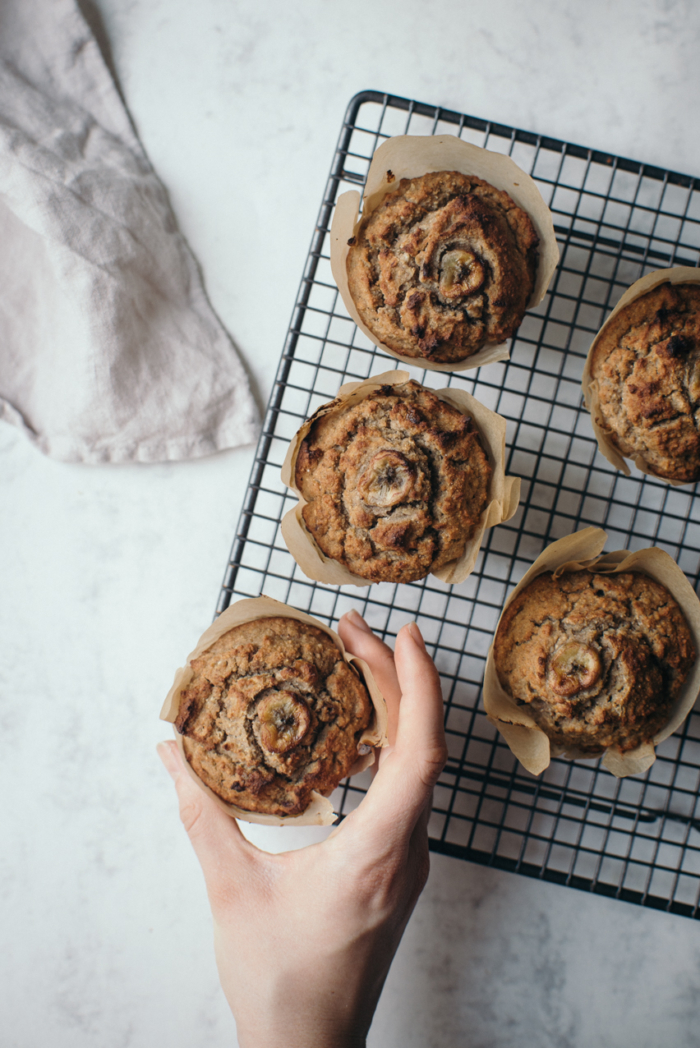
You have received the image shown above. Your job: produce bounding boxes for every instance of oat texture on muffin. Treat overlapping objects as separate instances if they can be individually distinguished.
[494,570,695,754]
[174,617,372,817]
[346,170,539,364]
[590,282,700,483]
[294,380,492,584]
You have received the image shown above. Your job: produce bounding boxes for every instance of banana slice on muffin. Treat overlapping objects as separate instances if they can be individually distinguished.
[346,170,539,365]
[293,379,493,584]
[173,615,374,818]
[493,569,695,755]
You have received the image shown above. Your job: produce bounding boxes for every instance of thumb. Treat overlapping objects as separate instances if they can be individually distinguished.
[157,740,254,903]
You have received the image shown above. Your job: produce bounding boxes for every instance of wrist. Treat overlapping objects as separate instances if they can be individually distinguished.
[217,931,379,1048]
[235,1015,367,1048]
[228,976,372,1048]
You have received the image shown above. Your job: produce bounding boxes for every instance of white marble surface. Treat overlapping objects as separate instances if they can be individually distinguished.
[3,1,700,1045]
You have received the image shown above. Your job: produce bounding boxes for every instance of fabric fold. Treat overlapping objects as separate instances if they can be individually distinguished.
[0,0,259,463]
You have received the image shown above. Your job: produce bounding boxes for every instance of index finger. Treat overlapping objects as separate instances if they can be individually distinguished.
[338,609,401,745]
[340,622,447,848]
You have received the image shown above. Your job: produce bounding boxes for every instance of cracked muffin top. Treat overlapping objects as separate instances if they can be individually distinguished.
[175,617,372,817]
[346,170,539,364]
[295,379,492,584]
[494,569,695,755]
[590,282,700,483]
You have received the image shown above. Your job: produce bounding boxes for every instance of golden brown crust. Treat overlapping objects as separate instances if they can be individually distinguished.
[346,170,539,364]
[590,282,700,483]
[493,570,695,754]
[175,617,372,816]
[295,380,492,583]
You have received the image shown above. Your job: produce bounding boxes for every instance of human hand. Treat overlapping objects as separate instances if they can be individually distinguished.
[157,610,447,1048]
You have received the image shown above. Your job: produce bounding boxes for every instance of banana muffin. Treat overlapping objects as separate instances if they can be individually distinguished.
[346,170,539,364]
[295,379,492,584]
[590,281,700,483]
[494,569,695,754]
[174,617,372,816]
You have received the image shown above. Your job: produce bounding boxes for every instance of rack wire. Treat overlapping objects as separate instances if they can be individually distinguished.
[218,90,700,918]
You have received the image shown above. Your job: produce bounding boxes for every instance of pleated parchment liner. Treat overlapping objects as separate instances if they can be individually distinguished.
[280,369,521,588]
[160,596,389,826]
[483,527,700,779]
[582,265,700,486]
[330,134,560,374]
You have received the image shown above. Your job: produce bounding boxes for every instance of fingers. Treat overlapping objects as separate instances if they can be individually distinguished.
[157,741,255,904]
[338,610,402,744]
[345,623,447,845]
[394,625,448,791]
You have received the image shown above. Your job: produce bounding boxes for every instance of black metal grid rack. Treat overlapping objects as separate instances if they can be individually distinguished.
[218,90,700,918]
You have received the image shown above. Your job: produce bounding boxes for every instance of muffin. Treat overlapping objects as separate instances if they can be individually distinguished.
[174,616,373,817]
[345,170,539,364]
[589,281,700,484]
[294,379,492,584]
[493,569,696,754]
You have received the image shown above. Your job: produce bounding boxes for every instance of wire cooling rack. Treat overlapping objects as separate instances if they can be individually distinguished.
[218,90,700,918]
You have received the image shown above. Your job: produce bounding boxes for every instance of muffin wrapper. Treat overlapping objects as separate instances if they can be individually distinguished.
[160,596,389,826]
[330,134,560,373]
[280,369,521,587]
[482,527,700,778]
[582,265,700,486]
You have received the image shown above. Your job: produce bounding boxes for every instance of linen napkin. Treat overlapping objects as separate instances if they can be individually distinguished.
[0,0,259,463]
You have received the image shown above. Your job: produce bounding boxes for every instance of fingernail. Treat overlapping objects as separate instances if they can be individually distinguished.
[345,608,372,633]
[407,622,426,650]
[157,740,180,780]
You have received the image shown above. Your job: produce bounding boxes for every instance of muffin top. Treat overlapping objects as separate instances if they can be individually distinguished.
[295,380,492,584]
[346,170,539,364]
[590,281,700,483]
[175,617,372,817]
[493,569,695,754]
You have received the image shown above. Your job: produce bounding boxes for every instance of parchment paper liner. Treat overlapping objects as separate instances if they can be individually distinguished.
[330,134,560,374]
[582,266,700,486]
[280,370,521,588]
[160,596,389,826]
[483,527,700,778]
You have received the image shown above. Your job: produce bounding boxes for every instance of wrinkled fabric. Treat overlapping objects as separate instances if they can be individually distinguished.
[0,0,259,463]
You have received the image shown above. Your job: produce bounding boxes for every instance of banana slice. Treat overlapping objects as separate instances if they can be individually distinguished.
[357,450,415,508]
[256,690,311,754]
[438,248,485,301]
[687,352,700,404]
[547,641,601,697]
